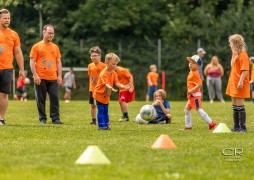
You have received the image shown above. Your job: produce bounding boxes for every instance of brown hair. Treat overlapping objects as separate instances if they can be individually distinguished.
[43,24,54,31]
[228,34,247,52]
[0,9,10,18]
[89,46,101,55]
[105,53,120,63]
[154,89,167,100]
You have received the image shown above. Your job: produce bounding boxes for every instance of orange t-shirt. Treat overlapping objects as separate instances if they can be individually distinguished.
[147,72,159,86]
[93,69,119,104]
[30,41,61,80]
[251,65,254,82]
[187,70,202,99]
[88,62,106,91]
[115,66,134,92]
[226,51,250,98]
[0,28,21,69]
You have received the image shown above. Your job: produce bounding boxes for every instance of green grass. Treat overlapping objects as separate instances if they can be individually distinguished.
[0,100,254,180]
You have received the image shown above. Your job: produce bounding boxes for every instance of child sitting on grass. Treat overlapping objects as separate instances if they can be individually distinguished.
[149,89,172,124]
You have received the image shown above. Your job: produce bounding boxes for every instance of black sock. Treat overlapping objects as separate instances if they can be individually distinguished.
[238,105,246,129]
[92,118,96,122]
[123,112,128,118]
[232,105,239,129]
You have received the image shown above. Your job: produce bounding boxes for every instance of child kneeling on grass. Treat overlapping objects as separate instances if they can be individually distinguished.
[183,55,216,130]
[149,89,172,124]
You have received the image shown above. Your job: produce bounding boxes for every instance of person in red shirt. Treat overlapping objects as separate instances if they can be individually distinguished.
[15,70,29,101]
[183,55,216,130]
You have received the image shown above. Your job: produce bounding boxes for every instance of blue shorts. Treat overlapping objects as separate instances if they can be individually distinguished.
[0,69,13,94]
[251,83,254,91]
[147,86,157,97]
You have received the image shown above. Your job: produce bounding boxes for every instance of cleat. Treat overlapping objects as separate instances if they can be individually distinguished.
[209,121,216,130]
[231,128,240,132]
[90,121,96,125]
[118,116,129,122]
[98,126,111,130]
[0,119,6,125]
[239,128,247,133]
[179,127,192,130]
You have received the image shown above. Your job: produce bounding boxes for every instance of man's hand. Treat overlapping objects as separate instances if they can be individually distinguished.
[57,76,62,86]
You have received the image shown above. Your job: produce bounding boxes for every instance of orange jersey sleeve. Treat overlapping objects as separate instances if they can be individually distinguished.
[226,51,250,98]
[0,28,21,69]
[147,72,159,86]
[251,65,254,81]
[115,66,133,92]
[187,70,202,98]
[93,69,119,104]
[30,41,61,80]
[88,62,106,91]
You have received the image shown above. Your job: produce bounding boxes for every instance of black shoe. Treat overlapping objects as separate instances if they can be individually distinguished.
[98,126,111,130]
[90,121,96,125]
[0,119,5,125]
[40,119,47,124]
[53,120,64,124]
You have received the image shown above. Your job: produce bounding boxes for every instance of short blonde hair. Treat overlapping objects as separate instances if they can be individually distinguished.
[228,34,247,52]
[150,64,157,71]
[154,89,166,100]
[89,46,101,55]
[0,9,10,18]
[105,53,120,63]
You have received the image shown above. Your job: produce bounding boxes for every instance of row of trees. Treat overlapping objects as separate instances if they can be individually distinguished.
[2,0,254,100]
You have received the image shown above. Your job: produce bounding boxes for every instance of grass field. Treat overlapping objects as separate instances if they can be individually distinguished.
[0,100,254,180]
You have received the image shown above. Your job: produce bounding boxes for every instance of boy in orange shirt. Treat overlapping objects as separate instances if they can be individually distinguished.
[93,53,130,130]
[183,55,216,130]
[226,34,249,133]
[88,46,106,125]
[249,56,254,104]
[146,64,159,102]
[115,66,135,121]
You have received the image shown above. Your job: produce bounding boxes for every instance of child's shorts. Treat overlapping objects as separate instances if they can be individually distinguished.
[147,86,157,97]
[119,90,135,103]
[187,96,202,109]
[251,83,254,91]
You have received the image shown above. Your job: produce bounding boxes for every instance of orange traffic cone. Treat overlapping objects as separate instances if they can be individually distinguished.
[151,134,176,149]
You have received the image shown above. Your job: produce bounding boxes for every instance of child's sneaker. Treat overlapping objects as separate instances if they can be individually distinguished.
[179,127,192,130]
[231,128,240,132]
[239,128,247,133]
[90,121,96,125]
[209,121,216,130]
[118,116,129,122]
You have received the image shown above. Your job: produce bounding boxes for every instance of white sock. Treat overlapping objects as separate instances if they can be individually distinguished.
[197,109,212,124]
[184,109,192,127]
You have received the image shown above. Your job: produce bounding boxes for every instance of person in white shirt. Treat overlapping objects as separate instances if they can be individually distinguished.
[63,67,76,103]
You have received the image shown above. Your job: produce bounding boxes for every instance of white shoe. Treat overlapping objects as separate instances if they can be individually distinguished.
[65,100,70,103]
[210,100,214,104]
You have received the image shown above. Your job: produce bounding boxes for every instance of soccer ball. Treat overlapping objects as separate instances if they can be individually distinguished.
[135,114,149,124]
[24,78,30,84]
[140,105,156,121]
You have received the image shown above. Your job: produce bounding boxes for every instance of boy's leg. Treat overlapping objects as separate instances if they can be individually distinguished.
[232,105,240,131]
[97,104,105,128]
[184,101,192,129]
[89,92,97,124]
[103,104,109,127]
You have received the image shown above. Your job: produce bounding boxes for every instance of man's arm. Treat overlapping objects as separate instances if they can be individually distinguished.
[14,46,25,78]
[56,58,62,85]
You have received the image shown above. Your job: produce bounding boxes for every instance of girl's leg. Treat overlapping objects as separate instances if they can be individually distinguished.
[234,98,246,132]
[184,103,192,128]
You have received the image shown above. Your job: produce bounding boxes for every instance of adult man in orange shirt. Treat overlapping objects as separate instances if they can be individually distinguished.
[0,9,25,125]
[30,24,63,124]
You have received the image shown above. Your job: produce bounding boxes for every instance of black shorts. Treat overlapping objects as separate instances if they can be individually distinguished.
[89,91,96,105]
[17,86,26,94]
[0,69,13,94]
